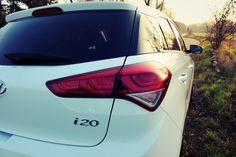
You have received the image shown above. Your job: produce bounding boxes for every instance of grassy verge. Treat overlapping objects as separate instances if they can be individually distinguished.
[181,44,236,156]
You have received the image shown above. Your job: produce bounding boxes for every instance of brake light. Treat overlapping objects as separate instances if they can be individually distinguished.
[46,62,171,111]
[32,7,63,17]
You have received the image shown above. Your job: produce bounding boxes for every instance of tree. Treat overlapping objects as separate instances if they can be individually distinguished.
[175,21,187,34]
[207,0,236,72]
[0,1,7,27]
[0,0,58,27]
[207,0,236,50]
[7,0,57,10]
[145,0,165,10]
[22,0,57,8]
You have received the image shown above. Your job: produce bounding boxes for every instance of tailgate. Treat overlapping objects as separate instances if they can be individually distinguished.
[0,58,125,146]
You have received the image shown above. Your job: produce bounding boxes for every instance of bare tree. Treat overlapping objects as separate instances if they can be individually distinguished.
[207,0,236,72]
[145,0,165,10]
[155,0,164,10]
[7,0,58,9]
[207,0,236,50]
[144,0,150,5]
[0,0,6,27]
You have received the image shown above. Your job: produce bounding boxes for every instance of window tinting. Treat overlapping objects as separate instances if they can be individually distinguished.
[159,18,180,50]
[136,14,166,54]
[0,10,135,65]
[148,16,168,50]
[168,21,186,51]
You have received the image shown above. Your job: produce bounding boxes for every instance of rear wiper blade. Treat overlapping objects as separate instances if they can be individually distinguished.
[4,53,74,65]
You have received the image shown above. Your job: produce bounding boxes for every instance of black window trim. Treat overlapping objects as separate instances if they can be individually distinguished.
[158,24,169,50]
[158,16,183,52]
[167,20,187,52]
[130,12,166,55]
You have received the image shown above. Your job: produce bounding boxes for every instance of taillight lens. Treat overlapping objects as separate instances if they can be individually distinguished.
[46,67,120,98]
[32,7,63,17]
[117,62,171,111]
[46,62,171,111]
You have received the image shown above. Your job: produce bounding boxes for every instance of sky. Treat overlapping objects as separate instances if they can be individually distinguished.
[58,0,229,25]
[164,0,228,25]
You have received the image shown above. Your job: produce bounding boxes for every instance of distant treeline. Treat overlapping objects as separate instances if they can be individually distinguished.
[175,21,208,34]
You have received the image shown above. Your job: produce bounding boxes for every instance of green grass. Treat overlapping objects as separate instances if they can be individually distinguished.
[181,40,236,157]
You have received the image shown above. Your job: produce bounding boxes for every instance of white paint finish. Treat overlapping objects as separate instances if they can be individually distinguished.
[0,103,181,157]
[0,52,194,156]
[6,2,137,23]
[0,57,126,146]
[124,51,194,130]
[0,132,11,142]
[0,3,196,156]
[106,99,183,157]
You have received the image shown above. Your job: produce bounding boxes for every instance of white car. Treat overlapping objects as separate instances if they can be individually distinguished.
[0,2,202,157]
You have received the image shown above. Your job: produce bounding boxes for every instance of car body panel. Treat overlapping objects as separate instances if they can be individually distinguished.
[0,102,182,157]
[124,52,193,129]
[0,1,198,157]
[0,57,126,146]
[6,2,137,22]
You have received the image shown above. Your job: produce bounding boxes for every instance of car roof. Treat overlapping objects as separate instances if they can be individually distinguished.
[6,1,168,23]
[6,2,137,23]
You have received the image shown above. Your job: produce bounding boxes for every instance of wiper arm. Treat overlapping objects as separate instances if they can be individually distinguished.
[4,53,74,65]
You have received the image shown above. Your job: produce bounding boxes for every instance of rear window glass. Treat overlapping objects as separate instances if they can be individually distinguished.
[0,10,135,65]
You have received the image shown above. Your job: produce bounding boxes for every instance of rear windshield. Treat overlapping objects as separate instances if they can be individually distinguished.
[0,10,135,65]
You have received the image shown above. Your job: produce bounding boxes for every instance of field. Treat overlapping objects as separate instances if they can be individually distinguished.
[181,34,236,157]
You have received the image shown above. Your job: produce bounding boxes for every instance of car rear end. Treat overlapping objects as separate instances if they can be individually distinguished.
[0,2,183,157]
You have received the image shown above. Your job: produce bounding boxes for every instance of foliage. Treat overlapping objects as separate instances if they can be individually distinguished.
[145,0,165,10]
[187,23,208,33]
[218,35,236,70]
[7,0,58,9]
[181,34,236,157]
[207,0,236,50]
[0,0,58,26]
[175,21,187,34]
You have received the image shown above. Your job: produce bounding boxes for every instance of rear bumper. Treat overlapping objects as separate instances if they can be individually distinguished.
[0,100,183,157]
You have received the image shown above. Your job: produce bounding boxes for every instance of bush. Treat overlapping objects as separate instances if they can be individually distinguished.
[181,46,236,157]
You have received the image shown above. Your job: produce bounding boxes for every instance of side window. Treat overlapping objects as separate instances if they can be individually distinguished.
[168,21,186,51]
[148,16,168,50]
[159,17,180,51]
[139,15,156,53]
[138,14,167,53]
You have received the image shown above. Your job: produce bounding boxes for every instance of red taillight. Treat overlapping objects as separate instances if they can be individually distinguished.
[117,63,171,111]
[118,63,170,94]
[46,62,171,111]
[46,67,120,97]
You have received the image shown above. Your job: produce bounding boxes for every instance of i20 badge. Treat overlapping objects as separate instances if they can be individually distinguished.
[0,80,7,96]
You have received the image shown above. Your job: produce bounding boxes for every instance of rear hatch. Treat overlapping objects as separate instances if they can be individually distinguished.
[0,9,135,146]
